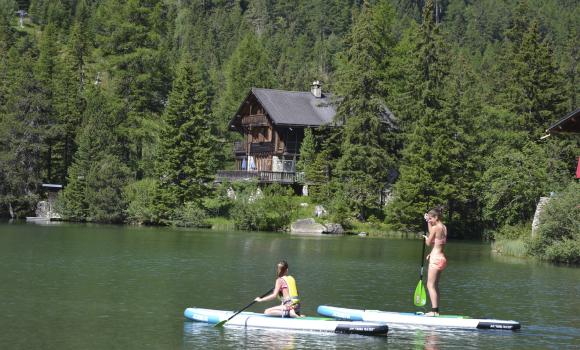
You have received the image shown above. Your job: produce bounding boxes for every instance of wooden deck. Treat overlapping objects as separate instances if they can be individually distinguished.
[216,170,304,184]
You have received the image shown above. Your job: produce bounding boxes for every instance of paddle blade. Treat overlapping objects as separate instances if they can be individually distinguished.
[414,280,427,307]
[214,319,227,328]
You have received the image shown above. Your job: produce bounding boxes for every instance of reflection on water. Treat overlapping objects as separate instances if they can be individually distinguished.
[184,321,529,350]
[422,331,440,350]
[183,321,390,350]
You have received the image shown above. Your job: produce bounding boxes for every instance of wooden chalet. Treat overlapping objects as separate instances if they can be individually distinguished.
[216,81,336,184]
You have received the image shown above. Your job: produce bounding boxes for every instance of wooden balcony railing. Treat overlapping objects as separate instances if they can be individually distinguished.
[241,114,268,126]
[216,170,304,184]
[233,141,274,155]
[250,142,274,153]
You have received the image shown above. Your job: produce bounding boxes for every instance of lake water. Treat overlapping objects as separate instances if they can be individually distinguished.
[0,222,578,349]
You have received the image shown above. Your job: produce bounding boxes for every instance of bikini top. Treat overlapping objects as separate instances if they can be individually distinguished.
[434,236,447,245]
[434,226,448,245]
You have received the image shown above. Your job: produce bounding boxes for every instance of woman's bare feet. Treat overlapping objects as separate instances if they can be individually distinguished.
[424,311,439,317]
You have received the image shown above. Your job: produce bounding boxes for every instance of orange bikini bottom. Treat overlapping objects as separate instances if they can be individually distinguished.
[429,255,447,271]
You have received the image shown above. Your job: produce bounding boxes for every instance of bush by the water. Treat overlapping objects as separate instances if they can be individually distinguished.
[492,224,530,240]
[170,202,211,228]
[203,183,235,218]
[527,182,580,264]
[230,184,295,231]
[124,178,159,225]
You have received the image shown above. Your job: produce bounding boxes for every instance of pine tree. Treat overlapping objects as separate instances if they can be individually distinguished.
[386,0,455,231]
[85,154,131,223]
[514,21,567,138]
[95,0,170,178]
[69,0,93,88]
[386,22,421,135]
[479,10,569,228]
[35,22,61,182]
[50,43,86,185]
[0,0,16,114]
[155,57,219,217]
[58,86,120,221]
[0,38,49,217]
[296,128,316,174]
[215,32,277,131]
[561,20,578,110]
[0,0,16,52]
[437,54,482,235]
[499,5,567,139]
[332,1,399,220]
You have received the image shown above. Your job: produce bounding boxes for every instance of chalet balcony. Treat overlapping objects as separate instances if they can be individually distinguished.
[241,114,268,126]
[216,170,304,184]
[233,141,274,155]
[251,142,274,153]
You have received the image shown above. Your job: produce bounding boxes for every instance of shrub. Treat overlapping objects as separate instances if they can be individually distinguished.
[165,202,211,228]
[85,155,130,223]
[230,183,295,231]
[527,181,580,264]
[328,193,354,229]
[124,178,160,225]
[481,144,549,226]
[492,223,530,240]
[202,182,236,218]
[171,202,211,228]
[543,239,580,265]
[230,199,260,231]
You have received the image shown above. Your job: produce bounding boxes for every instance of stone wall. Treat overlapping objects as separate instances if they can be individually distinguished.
[531,197,550,238]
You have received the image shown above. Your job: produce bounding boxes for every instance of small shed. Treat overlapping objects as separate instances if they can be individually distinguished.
[26,184,63,222]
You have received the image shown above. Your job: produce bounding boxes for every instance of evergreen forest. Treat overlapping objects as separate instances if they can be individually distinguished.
[0,0,578,263]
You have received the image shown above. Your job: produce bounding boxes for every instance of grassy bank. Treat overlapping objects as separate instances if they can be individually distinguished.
[207,217,235,231]
[491,239,527,258]
[348,221,416,238]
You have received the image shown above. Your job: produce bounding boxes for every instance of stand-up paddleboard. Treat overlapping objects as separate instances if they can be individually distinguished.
[317,305,520,330]
[184,307,388,335]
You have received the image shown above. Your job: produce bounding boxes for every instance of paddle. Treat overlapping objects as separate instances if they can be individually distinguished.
[413,230,427,307]
[214,288,274,328]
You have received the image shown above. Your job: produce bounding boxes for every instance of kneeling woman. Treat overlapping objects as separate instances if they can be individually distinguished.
[255,260,302,318]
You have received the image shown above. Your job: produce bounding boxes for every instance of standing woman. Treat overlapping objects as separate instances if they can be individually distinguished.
[255,260,302,318]
[422,207,448,316]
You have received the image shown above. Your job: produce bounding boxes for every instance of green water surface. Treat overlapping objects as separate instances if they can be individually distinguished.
[0,222,578,349]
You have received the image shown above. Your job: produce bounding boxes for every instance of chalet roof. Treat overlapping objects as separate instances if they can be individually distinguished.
[253,88,336,126]
[231,88,337,128]
[545,107,580,135]
[229,86,400,132]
